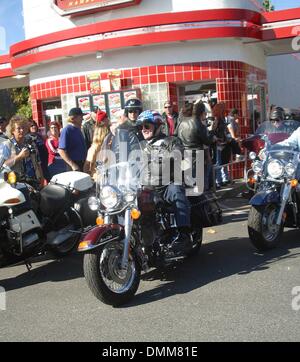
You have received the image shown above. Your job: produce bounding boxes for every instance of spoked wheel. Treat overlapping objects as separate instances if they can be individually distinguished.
[83,241,141,306]
[248,204,284,251]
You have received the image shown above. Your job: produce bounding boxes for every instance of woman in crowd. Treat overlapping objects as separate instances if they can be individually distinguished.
[27,120,50,182]
[45,120,66,178]
[1,115,44,186]
[211,103,231,188]
[83,111,110,180]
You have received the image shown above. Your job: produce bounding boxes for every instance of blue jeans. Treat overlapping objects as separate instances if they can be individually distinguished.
[163,184,191,227]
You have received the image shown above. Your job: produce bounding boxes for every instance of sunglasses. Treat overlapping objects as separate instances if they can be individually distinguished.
[164,106,172,109]
[271,119,281,123]
[140,123,152,130]
[128,109,138,114]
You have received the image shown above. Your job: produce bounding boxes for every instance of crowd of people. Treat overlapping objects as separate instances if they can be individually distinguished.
[0,97,243,191]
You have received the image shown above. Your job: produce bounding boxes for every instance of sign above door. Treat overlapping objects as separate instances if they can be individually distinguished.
[53,0,142,17]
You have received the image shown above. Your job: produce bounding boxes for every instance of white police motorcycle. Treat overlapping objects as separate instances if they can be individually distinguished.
[0,156,94,269]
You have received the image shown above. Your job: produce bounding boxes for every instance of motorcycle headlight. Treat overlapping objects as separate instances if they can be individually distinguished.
[267,160,284,179]
[285,162,296,177]
[249,152,257,161]
[100,186,121,209]
[253,161,263,174]
[88,196,100,211]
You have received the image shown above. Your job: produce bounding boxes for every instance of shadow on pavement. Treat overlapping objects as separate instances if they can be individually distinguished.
[122,228,300,308]
[0,252,84,292]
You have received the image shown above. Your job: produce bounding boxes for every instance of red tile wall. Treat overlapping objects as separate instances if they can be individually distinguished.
[30,60,266,179]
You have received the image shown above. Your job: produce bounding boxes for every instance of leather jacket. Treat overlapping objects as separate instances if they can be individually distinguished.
[176,117,214,150]
[140,134,184,189]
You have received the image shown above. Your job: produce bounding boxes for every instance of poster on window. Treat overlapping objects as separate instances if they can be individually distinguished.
[77,96,91,113]
[123,90,137,102]
[108,92,122,109]
[92,94,106,111]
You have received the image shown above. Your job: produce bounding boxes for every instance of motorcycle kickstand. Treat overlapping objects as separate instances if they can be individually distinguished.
[25,260,32,272]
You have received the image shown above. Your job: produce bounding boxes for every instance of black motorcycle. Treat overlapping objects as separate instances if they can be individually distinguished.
[78,129,222,306]
[247,137,300,251]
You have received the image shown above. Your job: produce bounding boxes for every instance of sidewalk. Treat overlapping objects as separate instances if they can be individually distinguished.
[215,178,247,200]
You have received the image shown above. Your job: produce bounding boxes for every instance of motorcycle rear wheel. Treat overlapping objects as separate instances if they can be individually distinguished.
[248,204,284,251]
[83,240,141,307]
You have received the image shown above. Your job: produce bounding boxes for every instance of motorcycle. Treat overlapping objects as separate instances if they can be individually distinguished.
[78,129,222,306]
[0,157,95,269]
[243,120,300,195]
[247,122,300,251]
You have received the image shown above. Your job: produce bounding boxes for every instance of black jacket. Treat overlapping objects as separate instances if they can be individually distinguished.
[140,134,184,189]
[82,119,95,150]
[176,117,214,150]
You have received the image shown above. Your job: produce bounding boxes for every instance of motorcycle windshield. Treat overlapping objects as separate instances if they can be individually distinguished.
[95,128,144,208]
[255,120,300,145]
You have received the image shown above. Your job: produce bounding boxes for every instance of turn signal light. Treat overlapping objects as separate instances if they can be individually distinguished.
[78,240,91,251]
[290,179,298,188]
[4,198,21,204]
[96,216,104,225]
[130,208,141,220]
[247,177,256,185]
[7,172,17,184]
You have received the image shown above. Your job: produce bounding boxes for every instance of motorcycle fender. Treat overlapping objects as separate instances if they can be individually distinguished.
[78,224,124,252]
[249,191,280,206]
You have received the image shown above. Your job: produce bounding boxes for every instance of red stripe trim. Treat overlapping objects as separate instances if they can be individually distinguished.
[10,9,261,56]
[263,8,300,23]
[11,26,261,70]
[263,25,300,41]
[0,54,10,64]
[0,69,16,78]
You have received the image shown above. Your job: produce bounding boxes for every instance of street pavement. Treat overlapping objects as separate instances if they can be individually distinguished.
[1,191,300,342]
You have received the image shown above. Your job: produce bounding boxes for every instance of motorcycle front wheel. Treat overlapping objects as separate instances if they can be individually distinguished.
[248,204,284,251]
[83,240,141,307]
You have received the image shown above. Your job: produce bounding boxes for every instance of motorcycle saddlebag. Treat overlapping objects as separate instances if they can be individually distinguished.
[190,191,222,228]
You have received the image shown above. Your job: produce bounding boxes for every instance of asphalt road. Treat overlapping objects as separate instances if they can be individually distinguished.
[1,197,300,342]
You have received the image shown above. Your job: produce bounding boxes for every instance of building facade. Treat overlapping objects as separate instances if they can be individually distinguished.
[0,0,299,172]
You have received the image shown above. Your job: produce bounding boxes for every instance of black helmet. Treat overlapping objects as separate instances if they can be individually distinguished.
[270,106,284,122]
[124,98,143,117]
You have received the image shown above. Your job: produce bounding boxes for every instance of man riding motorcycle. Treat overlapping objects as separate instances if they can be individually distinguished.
[136,110,192,259]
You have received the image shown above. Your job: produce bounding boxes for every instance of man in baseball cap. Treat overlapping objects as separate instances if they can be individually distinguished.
[58,107,87,171]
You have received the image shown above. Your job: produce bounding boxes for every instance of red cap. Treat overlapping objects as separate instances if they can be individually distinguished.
[96,110,108,124]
